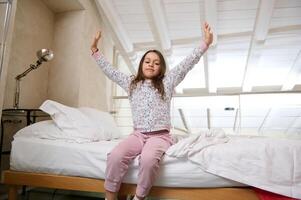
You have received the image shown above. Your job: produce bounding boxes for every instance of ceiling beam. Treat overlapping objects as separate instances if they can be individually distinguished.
[242,0,275,92]
[95,0,133,52]
[146,0,171,51]
[204,0,217,46]
[242,41,264,92]
[133,24,301,51]
[207,47,218,93]
[269,24,301,34]
[204,0,217,93]
[255,0,275,41]
[282,50,301,91]
[203,50,210,93]
[144,0,172,67]
[95,0,136,74]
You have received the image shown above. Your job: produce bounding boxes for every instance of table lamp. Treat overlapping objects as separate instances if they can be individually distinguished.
[13,49,54,109]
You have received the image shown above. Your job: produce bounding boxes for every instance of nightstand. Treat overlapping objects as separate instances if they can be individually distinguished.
[0,108,50,169]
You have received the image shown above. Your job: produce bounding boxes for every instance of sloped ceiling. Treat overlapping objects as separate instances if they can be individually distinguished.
[94,0,301,135]
[95,0,301,95]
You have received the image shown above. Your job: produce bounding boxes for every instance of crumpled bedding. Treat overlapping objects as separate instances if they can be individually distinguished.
[166,130,301,199]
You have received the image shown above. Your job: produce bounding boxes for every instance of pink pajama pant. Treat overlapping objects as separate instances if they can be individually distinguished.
[104,130,173,197]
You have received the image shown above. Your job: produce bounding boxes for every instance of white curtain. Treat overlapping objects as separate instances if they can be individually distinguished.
[0,0,12,78]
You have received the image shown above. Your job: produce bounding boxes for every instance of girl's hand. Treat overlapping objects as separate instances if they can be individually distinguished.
[203,22,213,46]
[91,31,101,53]
[94,30,101,41]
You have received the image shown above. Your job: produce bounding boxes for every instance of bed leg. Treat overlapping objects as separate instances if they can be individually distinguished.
[8,185,18,200]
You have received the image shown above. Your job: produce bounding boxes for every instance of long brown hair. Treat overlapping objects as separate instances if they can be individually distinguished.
[129,50,167,100]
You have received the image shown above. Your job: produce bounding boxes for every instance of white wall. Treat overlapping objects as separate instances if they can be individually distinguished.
[3,0,114,111]
[3,0,54,109]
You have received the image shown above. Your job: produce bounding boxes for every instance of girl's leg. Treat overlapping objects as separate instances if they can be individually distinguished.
[135,134,173,199]
[105,190,117,200]
[105,133,144,198]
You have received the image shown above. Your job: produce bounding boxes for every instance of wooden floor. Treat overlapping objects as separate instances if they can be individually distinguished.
[3,170,260,200]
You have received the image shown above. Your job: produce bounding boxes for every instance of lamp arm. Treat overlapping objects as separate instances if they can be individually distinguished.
[15,63,39,80]
[13,78,20,109]
[13,62,40,109]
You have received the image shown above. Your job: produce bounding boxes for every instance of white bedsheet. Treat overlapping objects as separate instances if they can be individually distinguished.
[167,134,301,199]
[10,136,245,188]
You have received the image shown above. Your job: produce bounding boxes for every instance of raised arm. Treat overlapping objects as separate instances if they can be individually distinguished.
[91,31,132,93]
[165,22,213,88]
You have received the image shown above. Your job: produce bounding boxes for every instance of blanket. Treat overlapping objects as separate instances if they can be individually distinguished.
[166,131,301,199]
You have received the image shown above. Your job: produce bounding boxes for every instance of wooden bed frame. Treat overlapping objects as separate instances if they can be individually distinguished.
[3,170,259,200]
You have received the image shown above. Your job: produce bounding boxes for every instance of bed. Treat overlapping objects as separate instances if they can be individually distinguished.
[4,133,301,200]
[3,101,301,200]
[4,135,259,200]
[3,171,259,200]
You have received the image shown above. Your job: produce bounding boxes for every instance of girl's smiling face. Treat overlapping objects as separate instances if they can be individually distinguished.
[142,52,161,79]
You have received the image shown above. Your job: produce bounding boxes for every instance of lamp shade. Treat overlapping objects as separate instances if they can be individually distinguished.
[37,49,54,62]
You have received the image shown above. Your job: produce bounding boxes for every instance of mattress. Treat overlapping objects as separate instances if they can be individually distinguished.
[10,136,246,188]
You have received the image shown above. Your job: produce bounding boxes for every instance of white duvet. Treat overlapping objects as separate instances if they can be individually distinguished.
[166,132,301,199]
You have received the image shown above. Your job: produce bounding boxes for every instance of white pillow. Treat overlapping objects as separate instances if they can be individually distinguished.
[40,100,90,130]
[79,107,121,139]
[14,120,94,143]
[14,120,60,139]
[39,100,121,142]
[40,100,100,142]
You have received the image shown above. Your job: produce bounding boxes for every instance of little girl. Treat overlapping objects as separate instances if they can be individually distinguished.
[91,22,213,200]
